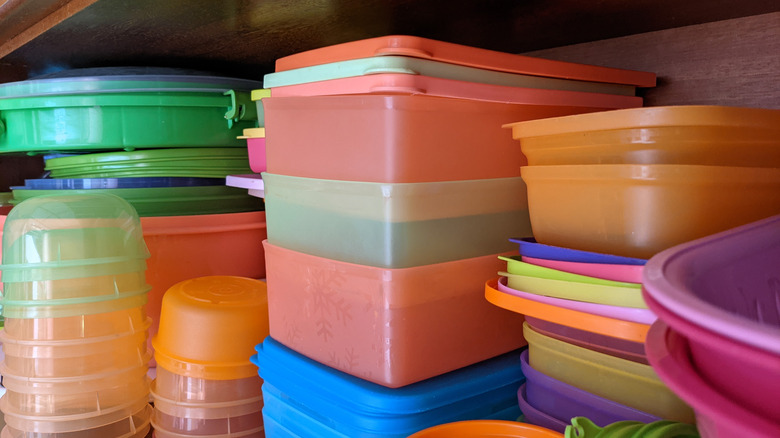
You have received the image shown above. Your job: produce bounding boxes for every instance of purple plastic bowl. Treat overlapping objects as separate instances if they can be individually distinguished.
[643,291,780,421]
[642,214,780,355]
[497,277,656,325]
[645,321,780,438]
[524,316,648,364]
[519,350,661,427]
[517,383,568,433]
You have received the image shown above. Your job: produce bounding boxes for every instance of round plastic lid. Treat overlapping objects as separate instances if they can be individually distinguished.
[504,105,780,137]
[44,147,249,169]
[21,177,225,190]
[0,67,262,99]
[408,420,563,437]
[153,276,269,380]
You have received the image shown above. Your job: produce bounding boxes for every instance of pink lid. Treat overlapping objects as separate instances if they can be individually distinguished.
[275,35,656,87]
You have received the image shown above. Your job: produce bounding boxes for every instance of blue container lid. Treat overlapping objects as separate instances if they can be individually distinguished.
[252,338,525,436]
[510,237,647,266]
[21,177,225,190]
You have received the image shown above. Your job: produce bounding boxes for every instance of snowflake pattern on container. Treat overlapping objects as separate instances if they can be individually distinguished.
[304,266,352,343]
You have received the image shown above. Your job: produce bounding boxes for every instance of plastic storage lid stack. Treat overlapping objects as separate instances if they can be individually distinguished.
[0,193,152,438]
[150,276,269,438]
[0,69,262,153]
[252,337,527,438]
[642,214,780,424]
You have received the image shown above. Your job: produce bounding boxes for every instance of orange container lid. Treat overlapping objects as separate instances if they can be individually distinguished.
[275,35,656,87]
[505,105,780,138]
[270,73,643,109]
[152,276,269,380]
[408,419,563,437]
[485,278,649,343]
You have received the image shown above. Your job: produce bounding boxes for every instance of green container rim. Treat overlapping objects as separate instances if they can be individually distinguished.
[44,147,249,169]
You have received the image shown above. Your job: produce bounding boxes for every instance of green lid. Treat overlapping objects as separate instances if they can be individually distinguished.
[565,417,700,438]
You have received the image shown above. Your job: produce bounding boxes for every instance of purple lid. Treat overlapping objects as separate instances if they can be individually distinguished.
[510,237,647,265]
[517,383,568,433]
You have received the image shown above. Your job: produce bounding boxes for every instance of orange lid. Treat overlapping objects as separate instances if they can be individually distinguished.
[276,35,656,87]
[152,276,269,380]
[485,278,649,343]
[408,419,563,437]
[504,105,780,138]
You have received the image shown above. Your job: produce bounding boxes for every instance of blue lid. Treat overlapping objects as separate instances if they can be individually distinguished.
[510,237,647,266]
[21,177,225,190]
[252,338,525,435]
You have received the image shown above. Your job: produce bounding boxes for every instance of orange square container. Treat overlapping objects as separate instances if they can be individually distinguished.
[263,240,527,388]
[263,94,623,183]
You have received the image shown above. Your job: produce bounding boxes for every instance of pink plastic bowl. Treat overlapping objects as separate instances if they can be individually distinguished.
[645,320,780,438]
[497,276,655,324]
[521,256,643,283]
[246,137,266,174]
[643,291,780,421]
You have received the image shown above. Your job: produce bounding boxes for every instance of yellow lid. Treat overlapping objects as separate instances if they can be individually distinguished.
[251,88,271,101]
[152,276,269,380]
[237,127,266,139]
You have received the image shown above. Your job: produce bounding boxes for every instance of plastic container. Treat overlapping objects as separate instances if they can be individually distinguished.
[517,384,569,433]
[152,276,269,380]
[152,426,264,438]
[152,366,263,403]
[565,416,700,438]
[1,398,151,437]
[0,319,149,377]
[264,55,637,95]
[43,148,252,179]
[523,322,694,423]
[264,172,530,268]
[485,278,649,343]
[0,73,260,153]
[1,291,148,320]
[0,363,150,417]
[238,128,267,174]
[274,35,656,88]
[1,305,148,341]
[521,164,780,259]
[269,73,643,108]
[644,292,780,422]
[253,337,526,438]
[11,185,263,217]
[497,277,655,325]
[520,350,661,427]
[263,94,626,183]
[525,316,647,364]
[408,420,563,438]
[498,258,645,308]
[20,177,224,190]
[264,241,526,388]
[2,270,148,303]
[645,321,780,438]
[505,105,780,167]
[151,398,262,436]
[521,256,643,283]
[511,238,647,266]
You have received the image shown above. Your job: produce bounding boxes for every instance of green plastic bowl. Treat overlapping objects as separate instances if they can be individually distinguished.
[11,186,263,217]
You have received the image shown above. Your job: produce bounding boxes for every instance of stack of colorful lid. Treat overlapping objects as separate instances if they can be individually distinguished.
[643,215,780,437]
[0,193,153,437]
[242,35,658,437]
[150,276,269,438]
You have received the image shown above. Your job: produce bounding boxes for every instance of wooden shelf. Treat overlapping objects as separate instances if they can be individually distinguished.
[1,0,778,78]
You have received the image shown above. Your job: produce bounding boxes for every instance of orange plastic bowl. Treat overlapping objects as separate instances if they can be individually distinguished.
[408,420,563,438]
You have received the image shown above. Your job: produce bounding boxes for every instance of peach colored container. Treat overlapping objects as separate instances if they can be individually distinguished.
[151,398,262,436]
[152,426,264,438]
[1,400,151,437]
[263,94,617,183]
[152,276,269,380]
[1,306,148,341]
[152,366,263,403]
[521,164,780,259]
[274,35,656,88]
[0,320,149,377]
[263,240,527,388]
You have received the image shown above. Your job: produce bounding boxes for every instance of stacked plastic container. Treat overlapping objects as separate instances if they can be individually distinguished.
[0,193,153,437]
[150,276,269,438]
[242,35,658,437]
[0,70,270,367]
[643,215,780,437]
[483,105,780,433]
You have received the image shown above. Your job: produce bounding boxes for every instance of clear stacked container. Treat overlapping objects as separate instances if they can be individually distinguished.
[150,276,269,438]
[0,193,153,437]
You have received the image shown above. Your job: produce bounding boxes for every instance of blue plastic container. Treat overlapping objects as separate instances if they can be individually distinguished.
[251,338,526,438]
[510,238,647,265]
